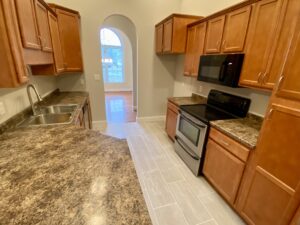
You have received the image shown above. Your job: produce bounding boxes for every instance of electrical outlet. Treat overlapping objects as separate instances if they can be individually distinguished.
[94,74,101,81]
[0,102,6,116]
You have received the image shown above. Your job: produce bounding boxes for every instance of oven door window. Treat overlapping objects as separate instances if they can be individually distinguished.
[178,117,200,146]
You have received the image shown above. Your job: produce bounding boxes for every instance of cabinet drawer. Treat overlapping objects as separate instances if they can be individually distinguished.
[209,128,250,162]
[167,101,179,114]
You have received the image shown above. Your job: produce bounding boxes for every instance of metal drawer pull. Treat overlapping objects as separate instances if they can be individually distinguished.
[257,72,262,83]
[276,75,285,91]
[267,109,274,120]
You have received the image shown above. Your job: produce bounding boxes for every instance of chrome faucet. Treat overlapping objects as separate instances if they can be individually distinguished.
[27,84,43,115]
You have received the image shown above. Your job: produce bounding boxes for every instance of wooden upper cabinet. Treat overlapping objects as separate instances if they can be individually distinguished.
[34,0,52,52]
[222,6,251,53]
[0,0,28,87]
[155,24,163,53]
[275,11,300,101]
[155,14,202,54]
[204,15,225,54]
[184,22,207,76]
[15,0,41,50]
[237,103,300,225]
[239,0,284,89]
[54,7,83,72]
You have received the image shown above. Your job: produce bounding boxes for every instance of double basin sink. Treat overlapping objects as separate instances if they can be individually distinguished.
[19,104,79,127]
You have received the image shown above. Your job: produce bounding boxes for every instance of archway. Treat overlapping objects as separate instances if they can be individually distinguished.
[100,15,137,123]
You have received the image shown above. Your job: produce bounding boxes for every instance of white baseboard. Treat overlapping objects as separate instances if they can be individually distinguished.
[136,115,166,122]
[92,120,107,130]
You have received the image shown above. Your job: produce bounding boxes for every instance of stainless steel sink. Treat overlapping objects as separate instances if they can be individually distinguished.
[19,113,73,127]
[38,104,78,114]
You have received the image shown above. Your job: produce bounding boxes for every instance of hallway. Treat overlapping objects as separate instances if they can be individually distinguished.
[105,91,136,123]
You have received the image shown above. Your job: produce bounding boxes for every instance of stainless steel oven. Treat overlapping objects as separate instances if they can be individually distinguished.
[174,90,251,176]
[175,110,208,176]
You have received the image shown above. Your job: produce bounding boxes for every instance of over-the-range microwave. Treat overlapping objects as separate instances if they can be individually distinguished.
[197,54,244,87]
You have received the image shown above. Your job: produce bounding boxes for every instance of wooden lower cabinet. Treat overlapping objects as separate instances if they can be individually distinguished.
[165,101,178,141]
[203,128,250,205]
[236,103,300,225]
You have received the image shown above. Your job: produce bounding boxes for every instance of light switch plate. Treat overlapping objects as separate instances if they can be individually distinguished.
[94,74,101,81]
[0,102,6,116]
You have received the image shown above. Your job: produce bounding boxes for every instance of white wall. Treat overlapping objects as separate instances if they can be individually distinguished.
[0,74,57,124]
[50,0,181,121]
[101,28,133,92]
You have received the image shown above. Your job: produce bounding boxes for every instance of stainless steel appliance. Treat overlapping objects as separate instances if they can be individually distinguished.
[197,54,244,87]
[174,90,251,176]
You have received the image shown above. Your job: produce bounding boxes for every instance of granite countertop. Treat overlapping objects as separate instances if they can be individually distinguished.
[168,93,207,106]
[0,125,151,225]
[210,114,264,149]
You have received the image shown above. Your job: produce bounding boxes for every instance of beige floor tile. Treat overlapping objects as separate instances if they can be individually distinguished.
[169,181,212,225]
[160,167,185,183]
[155,204,189,225]
[197,219,218,225]
[199,192,245,225]
[143,170,175,208]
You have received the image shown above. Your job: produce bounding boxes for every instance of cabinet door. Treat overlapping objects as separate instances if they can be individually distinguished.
[264,0,300,90]
[48,13,64,73]
[56,9,83,72]
[155,24,163,54]
[238,104,300,225]
[239,0,283,88]
[192,22,207,76]
[204,139,245,204]
[222,6,251,53]
[184,26,196,76]
[15,0,41,50]
[204,15,225,54]
[276,15,300,101]
[166,107,178,141]
[163,19,173,53]
[35,0,52,52]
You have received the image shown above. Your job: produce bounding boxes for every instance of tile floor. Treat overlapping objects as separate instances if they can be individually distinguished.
[95,119,245,225]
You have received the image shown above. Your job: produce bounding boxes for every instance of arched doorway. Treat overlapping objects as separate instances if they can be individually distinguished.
[100,21,136,123]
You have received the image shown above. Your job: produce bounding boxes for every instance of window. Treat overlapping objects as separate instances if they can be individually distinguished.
[100,28,124,83]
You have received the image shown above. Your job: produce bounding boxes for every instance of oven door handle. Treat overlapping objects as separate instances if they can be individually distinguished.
[180,112,207,129]
[175,136,200,160]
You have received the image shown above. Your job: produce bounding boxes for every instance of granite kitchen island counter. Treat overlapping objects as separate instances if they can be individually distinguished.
[0,125,151,225]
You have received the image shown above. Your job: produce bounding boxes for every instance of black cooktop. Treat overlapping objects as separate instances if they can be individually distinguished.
[180,104,237,123]
[180,90,251,124]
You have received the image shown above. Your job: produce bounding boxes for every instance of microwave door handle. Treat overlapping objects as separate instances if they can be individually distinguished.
[219,62,227,81]
[175,136,200,160]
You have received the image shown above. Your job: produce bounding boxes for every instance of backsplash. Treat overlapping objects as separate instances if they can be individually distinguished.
[0,74,57,124]
[173,56,271,117]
